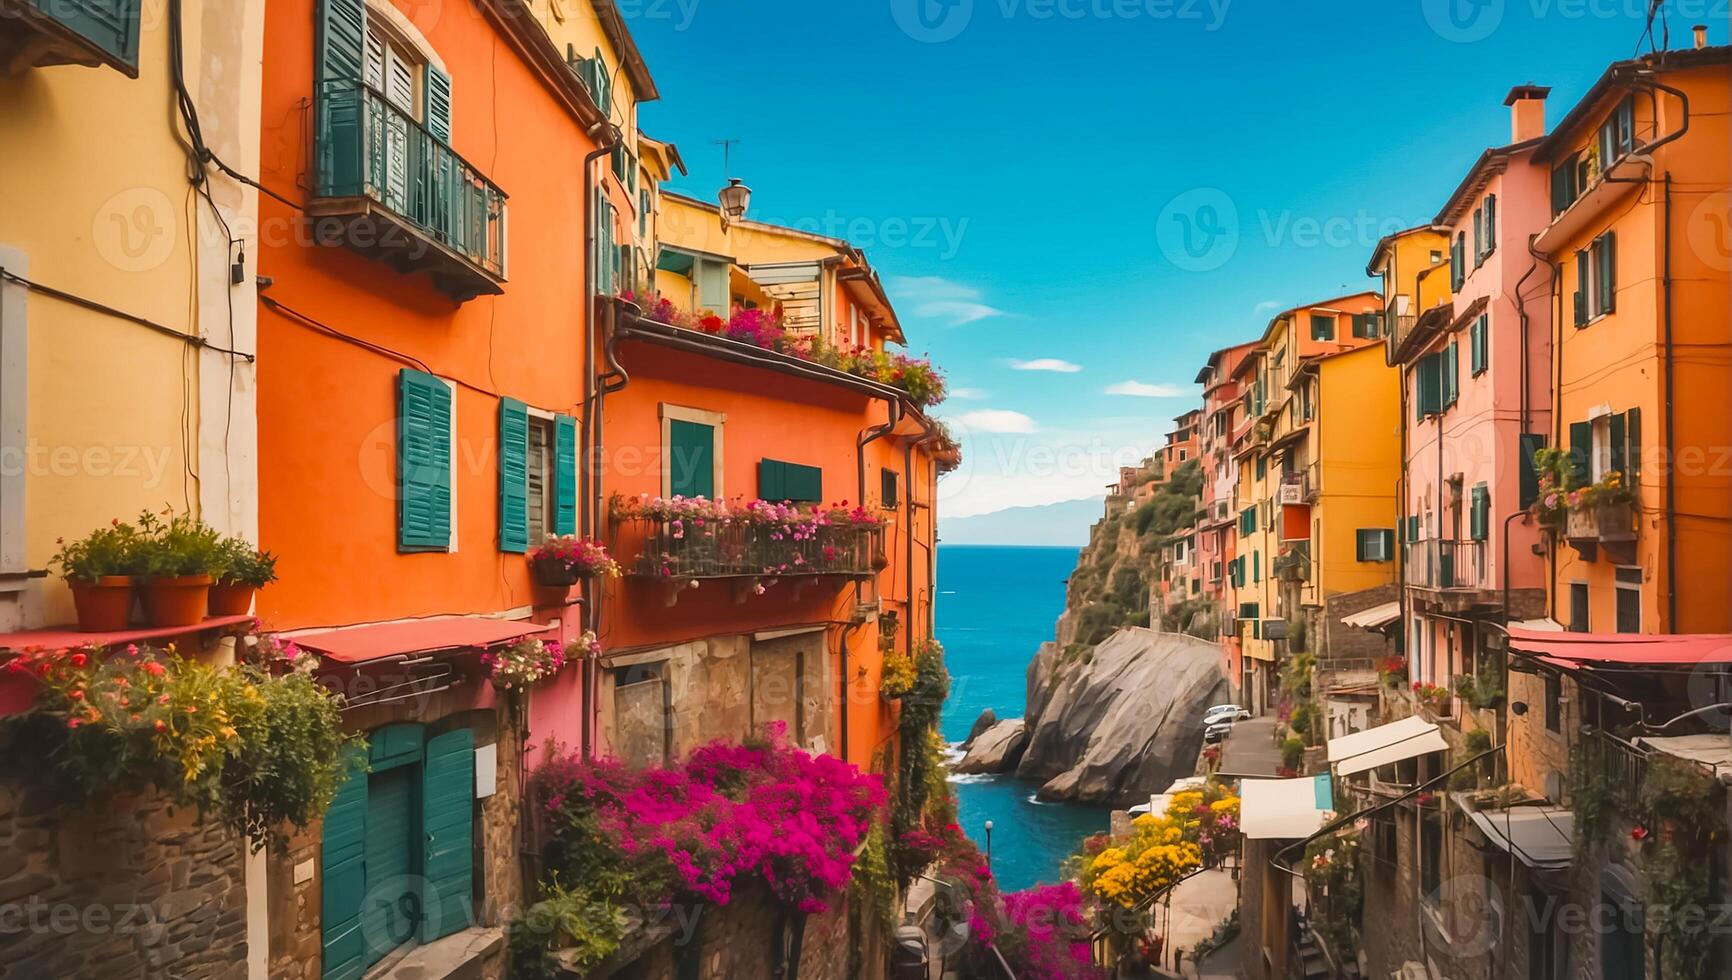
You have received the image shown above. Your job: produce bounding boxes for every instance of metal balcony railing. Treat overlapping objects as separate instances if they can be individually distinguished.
[619,517,883,580]
[1404,539,1487,590]
[1584,729,1649,809]
[315,79,507,282]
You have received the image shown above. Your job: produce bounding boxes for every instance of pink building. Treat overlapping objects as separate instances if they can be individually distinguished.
[1391,86,1556,690]
[1194,343,1255,693]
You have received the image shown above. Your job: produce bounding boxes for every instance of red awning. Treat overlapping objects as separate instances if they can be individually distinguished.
[1507,627,1732,669]
[293,617,553,665]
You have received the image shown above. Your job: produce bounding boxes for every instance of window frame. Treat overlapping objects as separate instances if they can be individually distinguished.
[1614,566,1642,634]
[524,411,557,548]
[658,404,725,500]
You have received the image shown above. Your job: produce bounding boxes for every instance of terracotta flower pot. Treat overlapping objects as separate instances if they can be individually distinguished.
[140,575,213,628]
[207,581,257,616]
[69,576,134,632]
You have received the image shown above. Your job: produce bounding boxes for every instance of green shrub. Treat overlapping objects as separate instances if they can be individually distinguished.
[1281,738,1305,772]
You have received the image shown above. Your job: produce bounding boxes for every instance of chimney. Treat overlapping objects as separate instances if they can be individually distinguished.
[1693,24,1708,49]
[1504,85,1551,143]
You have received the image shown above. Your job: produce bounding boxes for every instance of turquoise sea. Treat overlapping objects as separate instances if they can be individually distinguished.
[937,544,1111,894]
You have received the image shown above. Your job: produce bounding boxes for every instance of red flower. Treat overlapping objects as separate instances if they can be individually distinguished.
[1631,826,1650,840]
[68,653,87,668]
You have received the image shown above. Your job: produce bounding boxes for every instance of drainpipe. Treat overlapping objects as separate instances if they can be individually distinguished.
[1662,172,1676,631]
[903,415,942,658]
[847,398,901,761]
[579,126,620,761]
[1501,510,1527,621]
[1527,233,1565,626]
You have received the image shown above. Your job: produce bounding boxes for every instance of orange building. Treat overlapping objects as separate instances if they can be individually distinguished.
[1530,44,1731,634]
[251,0,646,973]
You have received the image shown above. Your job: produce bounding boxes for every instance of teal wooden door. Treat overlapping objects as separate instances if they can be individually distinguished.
[362,765,421,967]
[421,728,475,941]
[320,759,369,980]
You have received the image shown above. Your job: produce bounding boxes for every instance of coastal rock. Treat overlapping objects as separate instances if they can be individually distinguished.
[955,719,1027,775]
[1016,627,1227,807]
[961,708,998,750]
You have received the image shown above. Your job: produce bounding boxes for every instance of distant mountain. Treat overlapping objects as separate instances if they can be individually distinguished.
[938,497,1101,547]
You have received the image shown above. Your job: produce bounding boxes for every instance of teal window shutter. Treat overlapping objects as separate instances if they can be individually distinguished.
[758,459,784,501]
[1624,408,1641,481]
[1568,421,1593,484]
[1472,207,1483,263]
[397,369,453,552]
[425,66,452,142]
[1597,233,1617,313]
[760,459,820,503]
[1355,530,1369,561]
[1484,195,1496,255]
[421,728,475,942]
[696,257,729,312]
[1471,484,1490,541]
[668,420,715,498]
[1574,250,1590,326]
[319,751,370,980]
[1252,551,1260,583]
[1408,515,1422,542]
[316,0,368,197]
[498,398,529,553]
[46,0,143,69]
[553,414,578,536]
[1609,412,1626,477]
[1519,433,1547,508]
[1415,353,1441,417]
[1443,343,1459,407]
[1381,529,1397,558]
[591,47,612,117]
[1471,315,1488,375]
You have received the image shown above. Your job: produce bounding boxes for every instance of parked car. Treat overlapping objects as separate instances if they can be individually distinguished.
[1203,704,1250,726]
[1203,722,1233,744]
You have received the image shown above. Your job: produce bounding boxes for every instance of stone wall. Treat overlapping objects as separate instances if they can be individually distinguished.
[1320,583,1399,664]
[600,887,854,980]
[0,756,249,979]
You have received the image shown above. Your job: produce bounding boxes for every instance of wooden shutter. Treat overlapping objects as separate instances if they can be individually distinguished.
[1415,353,1441,417]
[316,0,368,197]
[1472,207,1483,263]
[668,420,715,498]
[362,766,417,965]
[1483,195,1496,254]
[757,460,822,503]
[1624,408,1642,482]
[49,0,143,67]
[1443,342,1459,406]
[553,415,578,536]
[1574,250,1590,326]
[1450,237,1463,290]
[1355,530,1369,562]
[319,752,370,980]
[1252,552,1260,583]
[1519,433,1547,508]
[425,66,452,142]
[1471,316,1487,375]
[318,0,367,84]
[1568,421,1593,484]
[1597,233,1616,313]
[1471,485,1489,541]
[1380,530,1396,560]
[421,728,475,943]
[1407,515,1421,542]
[498,398,529,553]
[397,369,453,552]
[592,47,612,118]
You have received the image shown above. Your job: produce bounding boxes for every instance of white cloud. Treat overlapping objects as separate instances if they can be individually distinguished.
[948,387,988,400]
[1253,299,1283,315]
[1105,380,1187,398]
[1010,358,1082,373]
[889,276,1008,325]
[953,410,1037,434]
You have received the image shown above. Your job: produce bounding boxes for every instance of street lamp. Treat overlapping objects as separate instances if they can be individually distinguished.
[983,820,994,868]
[718,177,751,225]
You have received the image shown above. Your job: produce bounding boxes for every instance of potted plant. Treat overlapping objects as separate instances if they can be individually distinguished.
[50,518,141,631]
[529,536,619,586]
[132,509,222,627]
[209,536,277,616]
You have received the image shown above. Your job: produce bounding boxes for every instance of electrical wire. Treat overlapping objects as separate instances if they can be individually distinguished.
[0,268,254,361]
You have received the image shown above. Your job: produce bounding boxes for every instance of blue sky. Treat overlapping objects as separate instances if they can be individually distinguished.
[631,0,1722,518]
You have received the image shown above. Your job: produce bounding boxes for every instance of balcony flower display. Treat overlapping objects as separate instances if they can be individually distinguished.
[529,536,620,587]
[50,517,144,631]
[481,634,597,692]
[1412,681,1452,716]
[617,292,948,408]
[611,494,884,580]
[131,508,225,628]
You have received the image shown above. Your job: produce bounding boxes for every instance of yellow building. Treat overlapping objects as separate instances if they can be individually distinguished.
[0,1,262,629]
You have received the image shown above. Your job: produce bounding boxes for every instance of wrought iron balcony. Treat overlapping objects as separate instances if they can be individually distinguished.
[312,79,507,301]
[616,516,883,602]
[1583,728,1648,808]
[1273,543,1311,583]
[1405,539,1487,591]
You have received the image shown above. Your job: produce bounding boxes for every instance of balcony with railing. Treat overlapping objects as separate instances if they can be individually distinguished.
[614,513,884,604]
[1272,543,1311,583]
[1582,728,1649,809]
[312,80,507,301]
[1405,539,1499,611]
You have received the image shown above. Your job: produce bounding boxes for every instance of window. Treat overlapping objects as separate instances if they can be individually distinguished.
[1544,672,1562,732]
[1551,155,1581,215]
[1240,506,1257,536]
[1254,456,1266,480]
[1470,314,1489,376]
[1442,341,1459,407]
[1615,567,1642,633]
[321,724,477,977]
[1415,352,1443,418]
[661,406,724,499]
[525,416,554,547]
[1472,205,1484,267]
[1430,249,1444,265]
[1480,194,1497,261]
[1350,312,1380,339]
[1450,232,1466,290]
[1570,409,1641,485]
[1309,314,1335,341]
[1573,232,1616,325]
[398,369,455,553]
[1569,582,1590,633]
[1470,484,1489,541]
[1420,814,1443,898]
[1598,96,1636,167]
[613,662,671,767]
[1356,529,1395,562]
[1519,433,1548,509]
[880,467,900,509]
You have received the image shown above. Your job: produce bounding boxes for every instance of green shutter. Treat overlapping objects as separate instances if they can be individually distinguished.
[760,460,821,503]
[45,0,142,68]
[1471,315,1488,375]
[320,751,370,980]
[1355,530,1369,562]
[1443,342,1458,406]
[1624,408,1642,482]
[421,727,475,942]
[1519,433,1547,508]
[1551,161,1573,214]
[758,459,784,501]
[1483,195,1496,255]
[1471,484,1490,541]
[668,420,715,499]
[1608,412,1626,478]
[498,398,529,553]
[1252,551,1260,583]
[1472,208,1483,263]
[592,47,612,118]
[1381,530,1397,559]
[1574,250,1590,326]
[369,722,426,769]
[1568,421,1593,484]
[398,369,453,552]
[1416,353,1442,417]
[1597,233,1616,313]
[696,257,728,312]
[425,66,452,143]
[1407,515,1421,542]
[316,0,368,197]
[553,415,578,536]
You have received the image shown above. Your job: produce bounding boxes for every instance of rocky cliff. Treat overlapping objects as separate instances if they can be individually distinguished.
[1015,628,1227,806]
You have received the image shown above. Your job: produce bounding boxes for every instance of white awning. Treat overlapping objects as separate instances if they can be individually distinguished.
[1639,734,1732,777]
[1130,777,1208,816]
[1240,774,1334,840]
[1327,715,1449,777]
[1340,601,1400,630]
[1508,617,1565,632]
[1460,803,1574,870]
